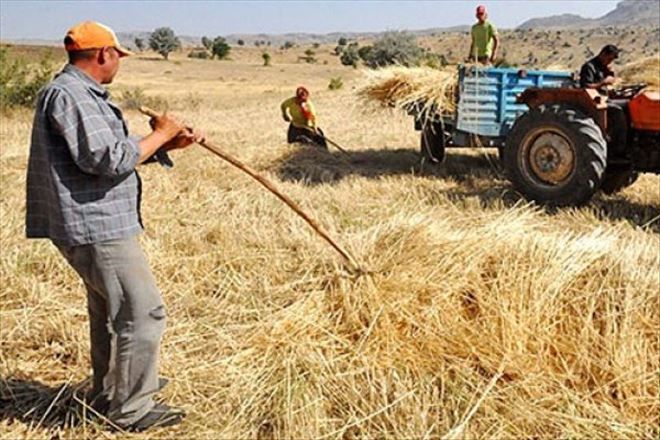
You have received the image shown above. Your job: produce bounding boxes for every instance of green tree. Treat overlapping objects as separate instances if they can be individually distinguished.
[211,37,231,60]
[134,37,145,52]
[149,27,180,60]
[262,52,271,66]
[237,39,245,46]
[337,37,348,46]
[282,41,295,50]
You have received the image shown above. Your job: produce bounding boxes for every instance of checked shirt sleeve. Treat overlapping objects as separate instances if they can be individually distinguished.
[47,88,140,177]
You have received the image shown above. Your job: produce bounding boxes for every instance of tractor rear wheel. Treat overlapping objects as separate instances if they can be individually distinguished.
[504,105,607,206]
[420,123,446,164]
[600,169,639,195]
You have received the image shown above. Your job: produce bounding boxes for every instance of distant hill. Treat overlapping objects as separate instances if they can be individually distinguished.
[116,27,472,50]
[4,26,472,51]
[518,0,660,29]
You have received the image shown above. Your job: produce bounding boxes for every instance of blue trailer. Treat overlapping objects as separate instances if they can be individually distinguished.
[415,65,574,162]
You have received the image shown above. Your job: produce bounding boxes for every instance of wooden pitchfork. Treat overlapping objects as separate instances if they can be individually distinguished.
[139,106,361,273]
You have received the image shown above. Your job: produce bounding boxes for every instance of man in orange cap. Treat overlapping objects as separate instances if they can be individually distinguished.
[26,21,202,432]
[468,5,500,65]
[280,86,328,148]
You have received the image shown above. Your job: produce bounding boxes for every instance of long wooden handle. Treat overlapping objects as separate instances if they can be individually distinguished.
[299,125,353,158]
[139,106,361,272]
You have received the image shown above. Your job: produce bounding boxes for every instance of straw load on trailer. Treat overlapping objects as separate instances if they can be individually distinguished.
[357,66,459,125]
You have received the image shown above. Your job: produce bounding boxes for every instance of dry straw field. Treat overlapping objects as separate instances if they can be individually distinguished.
[1,47,659,439]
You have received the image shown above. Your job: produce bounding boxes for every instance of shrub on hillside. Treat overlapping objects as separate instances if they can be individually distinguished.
[301,49,317,64]
[340,43,360,67]
[134,37,145,52]
[328,77,343,90]
[0,48,55,111]
[120,87,168,111]
[188,49,209,59]
[358,45,374,62]
[201,36,213,51]
[420,53,448,69]
[262,52,271,66]
[363,31,422,68]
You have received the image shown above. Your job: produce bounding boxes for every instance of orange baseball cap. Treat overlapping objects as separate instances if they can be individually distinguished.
[64,21,133,57]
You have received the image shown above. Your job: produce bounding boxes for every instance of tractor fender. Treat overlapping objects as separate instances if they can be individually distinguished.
[517,88,608,134]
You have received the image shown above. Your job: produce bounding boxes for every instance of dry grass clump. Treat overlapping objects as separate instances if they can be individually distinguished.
[357,66,458,120]
[619,56,660,88]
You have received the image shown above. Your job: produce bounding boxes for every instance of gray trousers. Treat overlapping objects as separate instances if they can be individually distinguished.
[55,236,165,426]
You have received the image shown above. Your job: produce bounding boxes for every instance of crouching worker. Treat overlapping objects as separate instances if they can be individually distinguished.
[25,21,204,432]
[280,86,328,148]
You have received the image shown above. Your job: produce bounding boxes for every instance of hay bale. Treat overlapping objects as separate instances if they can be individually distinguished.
[357,66,458,122]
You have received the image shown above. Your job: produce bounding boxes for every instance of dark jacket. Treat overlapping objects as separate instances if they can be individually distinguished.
[579,56,614,90]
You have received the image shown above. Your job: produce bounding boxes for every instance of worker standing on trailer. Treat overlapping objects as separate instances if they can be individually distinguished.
[579,44,627,154]
[467,4,500,65]
[280,86,328,148]
[25,21,203,432]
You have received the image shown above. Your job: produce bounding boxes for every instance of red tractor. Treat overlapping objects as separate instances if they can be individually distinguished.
[504,85,660,206]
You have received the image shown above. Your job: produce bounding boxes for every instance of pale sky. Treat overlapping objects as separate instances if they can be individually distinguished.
[0,0,622,40]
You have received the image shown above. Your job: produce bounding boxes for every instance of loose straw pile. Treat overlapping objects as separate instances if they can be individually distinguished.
[619,56,660,88]
[357,66,458,124]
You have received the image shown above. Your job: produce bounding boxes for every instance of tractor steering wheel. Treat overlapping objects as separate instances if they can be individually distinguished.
[610,83,647,99]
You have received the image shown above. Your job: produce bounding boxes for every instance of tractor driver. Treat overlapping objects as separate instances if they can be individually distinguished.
[579,45,627,156]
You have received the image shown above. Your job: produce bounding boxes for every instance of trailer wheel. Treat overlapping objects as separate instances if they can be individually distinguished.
[505,105,607,206]
[420,123,446,164]
[600,170,639,195]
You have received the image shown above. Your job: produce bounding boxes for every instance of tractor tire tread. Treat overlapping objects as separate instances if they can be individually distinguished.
[504,104,607,206]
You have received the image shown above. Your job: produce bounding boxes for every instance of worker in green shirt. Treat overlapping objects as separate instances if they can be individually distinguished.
[280,86,327,148]
[468,4,499,65]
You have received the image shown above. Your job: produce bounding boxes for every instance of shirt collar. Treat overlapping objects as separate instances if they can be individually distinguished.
[61,64,109,99]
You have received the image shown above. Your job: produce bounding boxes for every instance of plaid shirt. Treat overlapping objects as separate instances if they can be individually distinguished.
[26,64,144,246]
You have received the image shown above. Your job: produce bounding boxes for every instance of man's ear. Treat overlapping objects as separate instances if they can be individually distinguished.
[98,47,109,65]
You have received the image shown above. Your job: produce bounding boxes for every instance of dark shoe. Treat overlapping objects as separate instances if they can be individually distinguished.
[123,403,185,432]
[77,390,110,420]
[87,377,168,416]
[90,396,111,416]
